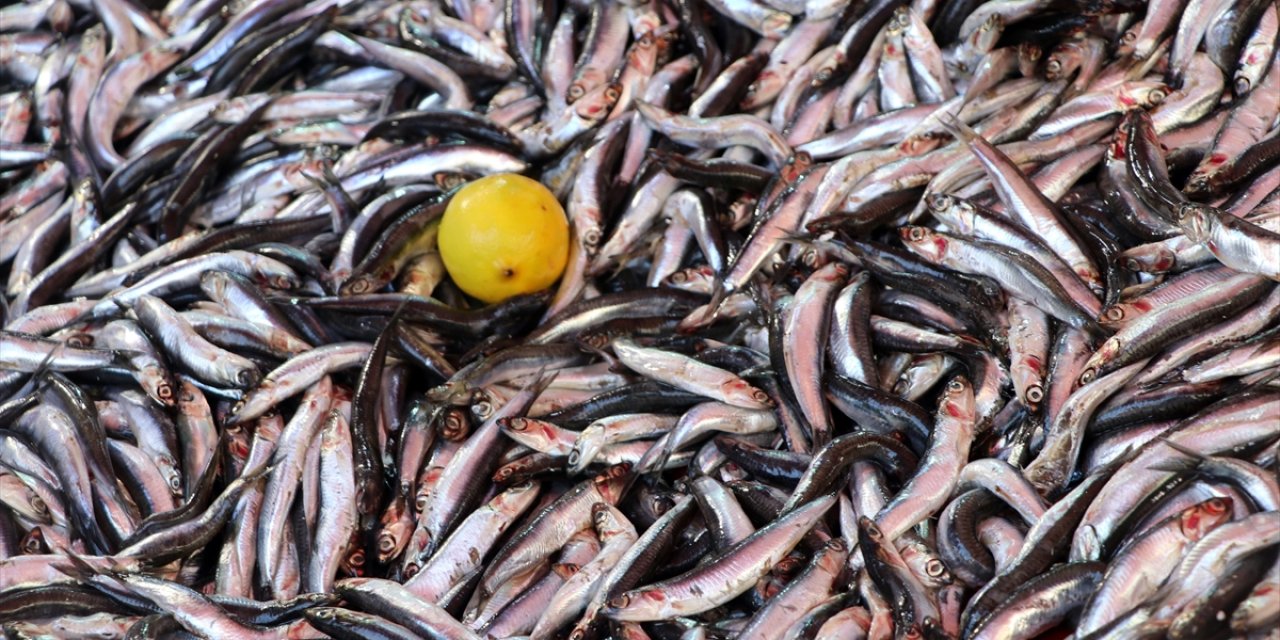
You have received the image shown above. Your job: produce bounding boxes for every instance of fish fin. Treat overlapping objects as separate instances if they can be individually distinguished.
[1145,455,1200,475]
[51,548,100,581]
[1145,438,1208,476]
[939,112,979,143]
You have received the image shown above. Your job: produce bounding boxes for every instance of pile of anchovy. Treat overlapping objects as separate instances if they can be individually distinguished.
[2,0,1279,637]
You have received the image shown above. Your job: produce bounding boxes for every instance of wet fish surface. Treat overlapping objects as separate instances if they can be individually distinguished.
[1,0,1279,638]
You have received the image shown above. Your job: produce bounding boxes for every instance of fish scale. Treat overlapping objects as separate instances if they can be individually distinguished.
[0,0,1277,638]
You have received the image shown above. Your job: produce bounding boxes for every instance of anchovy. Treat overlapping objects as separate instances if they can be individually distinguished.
[604,495,835,621]
[3,1,1279,636]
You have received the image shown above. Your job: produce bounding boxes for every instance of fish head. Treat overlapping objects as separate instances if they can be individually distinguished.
[591,502,625,536]
[1115,25,1139,57]
[605,588,668,620]
[939,376,976,421]
[665,265,716,291]
[898,226,947,262]
[1179,497,1233,540]
[592,463,632,504]
[1174,203,1214,241]
[574,82,623,122]
[1121,81,1172,110]
[1101,304,1129,325]
[1107,125,1130,160]
[781,152,813,184]
[341,545,367,577]
[924,192,955,216]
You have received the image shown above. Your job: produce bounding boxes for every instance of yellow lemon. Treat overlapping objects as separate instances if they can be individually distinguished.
[438,174,569,303]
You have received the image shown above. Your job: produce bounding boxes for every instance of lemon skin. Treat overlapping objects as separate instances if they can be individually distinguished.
[438,174,570,303]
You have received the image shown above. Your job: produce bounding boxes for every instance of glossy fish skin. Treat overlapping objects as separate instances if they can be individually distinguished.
[926,192,1101,318]
[1175,201,1280,280]
[530,503,638,638]
[403,481,539,600]
[481,466,629,598]
[1024,360,1149,493]
[899,226,1100,334]
[604,495,836,621]
[739,537,850,639]
[1076,497,1234,636]
[4,0,1280,635]
[875,376,976,542]
[225,342,372,423]
[13,406,114,554]
[132,294,262,390]
[336,577,481,640]
[306,409,357,594]
[1078,273,1273,383]
[611,338,773,410]
[828,271,879,388]
[971,561,1106,640]
[782,263,847,447]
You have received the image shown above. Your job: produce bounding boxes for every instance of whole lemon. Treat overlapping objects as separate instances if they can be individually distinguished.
[438,174,570,303]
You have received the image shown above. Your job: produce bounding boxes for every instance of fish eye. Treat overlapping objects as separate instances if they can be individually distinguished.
[1104,307,1125,322]
[377,535,395,553]
[947,379,964,392]
[926,559,946,577]
[347,278,372,294]
[927,193,950,211]
[1079,369,1096,385]
[567,84,585,100]
[23,532,44,554]
[1148,89,1167,105]
[29,496,47,515]
[1026,385,1044,404]
[909,227,926,242]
